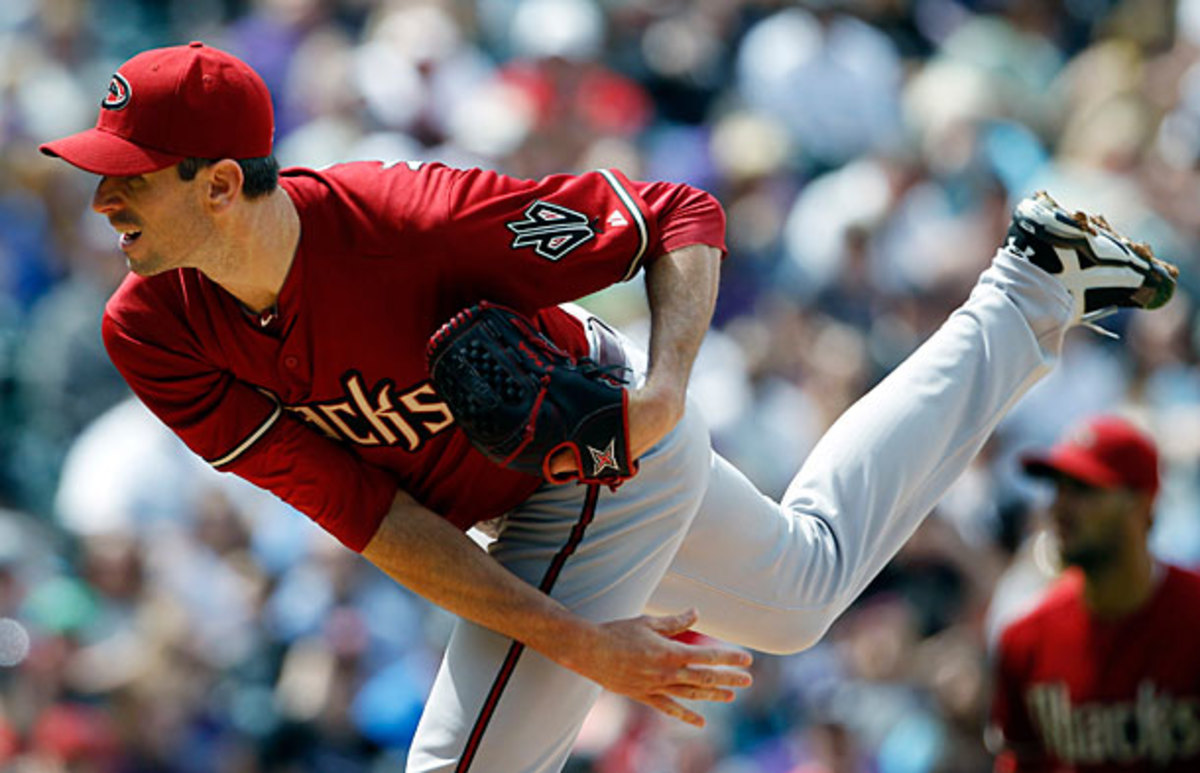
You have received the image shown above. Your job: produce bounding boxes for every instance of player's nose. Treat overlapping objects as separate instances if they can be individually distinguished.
[92,177,126,215]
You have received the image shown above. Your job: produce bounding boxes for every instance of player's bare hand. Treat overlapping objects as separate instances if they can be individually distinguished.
[559,608,753,727]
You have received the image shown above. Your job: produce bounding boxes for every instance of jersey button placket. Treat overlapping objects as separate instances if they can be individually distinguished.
[280,351,308,391]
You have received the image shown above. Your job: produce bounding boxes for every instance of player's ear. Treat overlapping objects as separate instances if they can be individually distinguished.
[1135,491,1156,531]
[205,159,245,213]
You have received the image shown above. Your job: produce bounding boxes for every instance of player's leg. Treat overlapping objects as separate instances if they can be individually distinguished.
[405,399,713,773]
[645,192,1177,654]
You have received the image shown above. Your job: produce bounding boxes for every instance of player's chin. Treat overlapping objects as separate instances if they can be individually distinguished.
[1059,544,1110,572]
[125,252,172,277]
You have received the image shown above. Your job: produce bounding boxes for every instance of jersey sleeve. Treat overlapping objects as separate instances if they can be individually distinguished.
[438,166,726,312]
[102,312,397,551]
[312,161,726,313]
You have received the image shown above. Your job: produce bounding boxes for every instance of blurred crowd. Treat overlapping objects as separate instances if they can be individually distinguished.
[1,0,1199,770]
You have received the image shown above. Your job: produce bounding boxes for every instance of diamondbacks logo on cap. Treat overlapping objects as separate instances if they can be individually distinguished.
[102,73,131,111]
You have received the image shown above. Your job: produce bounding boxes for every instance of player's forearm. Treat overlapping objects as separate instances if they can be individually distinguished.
[633,244,720,454]
[360,490,754,727]
[361,491,591,661]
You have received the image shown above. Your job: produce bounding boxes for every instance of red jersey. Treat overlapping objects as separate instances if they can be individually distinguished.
[101,161,725,551]
[991,565,1200,772]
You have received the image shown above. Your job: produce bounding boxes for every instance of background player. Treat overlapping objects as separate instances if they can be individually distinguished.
[39,41,1176,773]
[989,415,1200,771]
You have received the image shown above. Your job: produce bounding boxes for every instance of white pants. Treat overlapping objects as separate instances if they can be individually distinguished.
[406,249,1073,772]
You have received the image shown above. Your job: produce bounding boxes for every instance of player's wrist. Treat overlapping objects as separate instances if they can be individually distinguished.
[528,613,601,673]
[628,385,685,457]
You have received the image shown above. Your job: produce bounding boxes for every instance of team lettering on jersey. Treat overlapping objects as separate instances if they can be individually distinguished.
[282,371,454,451]
[1026,681,1200,766]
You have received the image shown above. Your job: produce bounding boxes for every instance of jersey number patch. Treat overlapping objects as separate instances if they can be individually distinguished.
[507,201,595,261]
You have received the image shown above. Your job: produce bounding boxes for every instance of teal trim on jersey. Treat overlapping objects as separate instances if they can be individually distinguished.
[596,168,649,282]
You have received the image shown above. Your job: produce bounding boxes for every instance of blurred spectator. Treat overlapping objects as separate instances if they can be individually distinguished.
[735,6,905,174]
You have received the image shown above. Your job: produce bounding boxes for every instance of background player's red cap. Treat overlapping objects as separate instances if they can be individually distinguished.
[39,42,273,176]
[1021,415,1160,497]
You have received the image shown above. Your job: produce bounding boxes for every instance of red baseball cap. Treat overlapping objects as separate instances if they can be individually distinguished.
[39,41,273,176]
[1021,415,1160,497]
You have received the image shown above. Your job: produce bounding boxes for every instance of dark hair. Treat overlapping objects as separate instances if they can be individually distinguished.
[177,156,280,199]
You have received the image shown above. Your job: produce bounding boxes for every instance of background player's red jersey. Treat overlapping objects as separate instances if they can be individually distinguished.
[991,565,1200,772]
[101,161,725,550]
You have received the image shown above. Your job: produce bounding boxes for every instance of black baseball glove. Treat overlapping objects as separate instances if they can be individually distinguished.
[427,302,636,487]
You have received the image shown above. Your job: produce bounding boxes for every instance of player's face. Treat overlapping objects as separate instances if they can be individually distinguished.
[91,165,216,277]
[1048,476,1136,572]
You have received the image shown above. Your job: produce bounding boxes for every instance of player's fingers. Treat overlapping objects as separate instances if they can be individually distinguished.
[547,448,578,477]
[672,664,753,689]
[662,684,738,703]
[643,694,705,728]
[646,608,698,637]
[682,645,754,669]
